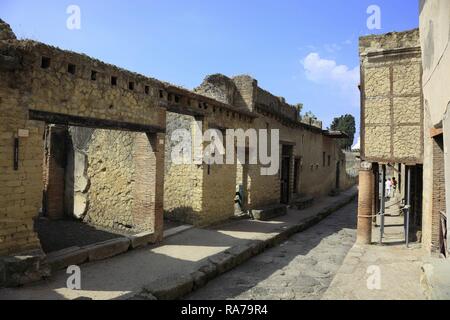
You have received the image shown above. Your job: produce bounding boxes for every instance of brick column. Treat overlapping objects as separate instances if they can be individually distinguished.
[357,162,374,244]
[431,135,446,252]
[133,132,165,241]
[43,125,67,220]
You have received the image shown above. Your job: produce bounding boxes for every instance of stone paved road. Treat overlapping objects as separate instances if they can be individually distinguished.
[186,200,357,300]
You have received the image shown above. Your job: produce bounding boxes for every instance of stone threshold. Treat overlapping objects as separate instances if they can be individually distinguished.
[134,189,358,300]
[46,225,195,273]
[46,231,156,272]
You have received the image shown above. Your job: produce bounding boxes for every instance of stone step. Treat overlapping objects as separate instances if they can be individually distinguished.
[291,195,315,210]
[250,204,287,221]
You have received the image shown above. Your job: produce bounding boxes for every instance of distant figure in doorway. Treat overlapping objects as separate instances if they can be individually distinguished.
[392,177,398,198]
[385,178,392,199]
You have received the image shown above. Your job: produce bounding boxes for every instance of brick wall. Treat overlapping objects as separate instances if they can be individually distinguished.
[430,136,446,252]
[43,125,67,220]
[133,133,165,240]
[0,68,44,256]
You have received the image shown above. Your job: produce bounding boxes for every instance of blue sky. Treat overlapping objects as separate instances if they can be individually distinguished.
[1,0,419,143]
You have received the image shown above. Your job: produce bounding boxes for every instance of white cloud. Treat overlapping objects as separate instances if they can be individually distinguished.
[324,43,342,53]
[302,52,360,107]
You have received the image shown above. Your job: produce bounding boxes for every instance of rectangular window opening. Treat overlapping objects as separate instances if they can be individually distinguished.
[41,57,51,69]
[67,64,76,75]
[91,70,98,81]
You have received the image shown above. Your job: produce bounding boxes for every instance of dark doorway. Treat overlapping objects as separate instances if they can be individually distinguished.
[281,145,292,204]
[336,161,341,190]
[43,125,69,220]
[235,148,249,215]
[293,158,301,194]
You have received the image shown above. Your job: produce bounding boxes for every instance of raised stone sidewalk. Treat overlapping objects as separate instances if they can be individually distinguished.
[0,187,357,300]
[322,213,427,300]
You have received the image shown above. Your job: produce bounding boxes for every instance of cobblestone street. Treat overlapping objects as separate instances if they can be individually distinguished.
[186,200,357,300]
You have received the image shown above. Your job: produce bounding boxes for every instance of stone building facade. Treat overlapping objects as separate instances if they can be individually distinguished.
[0,19,354,285]
[358,29,425,244]
[360,29,423,164]
[359,5,450,256]
[162,74,356,226]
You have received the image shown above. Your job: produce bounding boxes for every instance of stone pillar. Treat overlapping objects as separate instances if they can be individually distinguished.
[133,132,165,242]
[357,162,374,244]
[43,125,68,220]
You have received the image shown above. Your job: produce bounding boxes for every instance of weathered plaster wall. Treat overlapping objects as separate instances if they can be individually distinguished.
[83,129,137,231]
[164,112,204,225]
[420,0,450,127]
[420,0,450,253]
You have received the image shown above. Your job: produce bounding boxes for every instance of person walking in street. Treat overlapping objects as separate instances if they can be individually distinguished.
[385,178,392,199]
[392,177,398,198]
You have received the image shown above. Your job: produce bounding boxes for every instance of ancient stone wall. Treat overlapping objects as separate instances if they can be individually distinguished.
[0,27,166,255]
[164,112,204,225]
[195,73,354,210]
[0,18,356,258]
[83,129,137,231]
[0,52,43,256]
[360,29,424,164]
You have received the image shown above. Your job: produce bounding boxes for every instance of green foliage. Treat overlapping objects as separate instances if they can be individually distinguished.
[304,111,317,120]
[330,114,356,150]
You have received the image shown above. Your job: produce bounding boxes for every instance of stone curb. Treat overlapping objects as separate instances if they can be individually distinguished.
[138,190,358,300]
[47,233,156,273]
[46,225,195,274]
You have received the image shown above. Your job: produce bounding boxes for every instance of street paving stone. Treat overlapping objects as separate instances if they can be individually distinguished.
[186,200,357,300]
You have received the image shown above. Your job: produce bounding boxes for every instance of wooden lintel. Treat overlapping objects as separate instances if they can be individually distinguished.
[29,110,165,133]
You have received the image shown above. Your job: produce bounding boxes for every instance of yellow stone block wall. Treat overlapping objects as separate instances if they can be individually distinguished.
[200,163,237,226]
[0,72,43,255]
